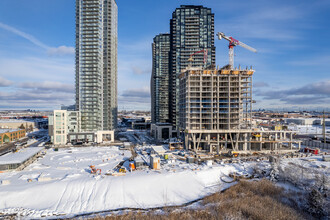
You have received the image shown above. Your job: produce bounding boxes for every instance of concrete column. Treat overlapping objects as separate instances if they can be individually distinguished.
[243,133,247,151]
[225,134,228,150]
[235,133,239,150]
[290,133,293,149]
[275,133,278,150]
[193,134,196,152]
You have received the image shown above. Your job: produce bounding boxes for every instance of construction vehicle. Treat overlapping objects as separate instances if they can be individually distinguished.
[119,167,127,173]
[228,150,239,158]
[304,148,319,155]
[89,165,101,175]
[217,32,257,69]
[252,133,261,138]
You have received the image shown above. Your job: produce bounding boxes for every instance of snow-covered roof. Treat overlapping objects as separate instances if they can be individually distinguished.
[0,147,43,165]
[0,120,31,123]
[152,145,168,154]
[0,128,20,134]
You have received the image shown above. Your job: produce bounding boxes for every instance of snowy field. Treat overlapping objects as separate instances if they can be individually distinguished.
[0,146,329,218]
[0,146,244,218]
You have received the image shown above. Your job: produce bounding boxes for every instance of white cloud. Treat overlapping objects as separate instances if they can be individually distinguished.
[19,81,74,93]
[131,66,151,75]
[0,56,74,82]
[47,46,75,56]
[0,89,74,110]
[121,87,150,98]
[0,21,73,56]
[255,80,330,106]
[253,82,269,88]
[215,5,305,43]
[0,21,49,49]
[118,87,150,110]
[0,76,13,87]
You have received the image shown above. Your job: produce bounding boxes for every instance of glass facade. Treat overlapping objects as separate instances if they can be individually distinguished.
[75,0,118,132]
[169,5,215,129]
[151,34,170,124]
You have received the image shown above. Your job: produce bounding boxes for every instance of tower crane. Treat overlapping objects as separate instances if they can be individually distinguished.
[188,49,208,67]
[217,32,257,69]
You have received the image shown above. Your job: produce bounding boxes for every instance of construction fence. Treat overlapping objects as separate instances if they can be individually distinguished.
[302,140,330,150]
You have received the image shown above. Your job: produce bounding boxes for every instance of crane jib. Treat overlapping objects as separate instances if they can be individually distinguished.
[229,37,239,44]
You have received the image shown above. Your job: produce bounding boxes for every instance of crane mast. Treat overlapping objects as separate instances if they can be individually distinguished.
[217,32,257,69]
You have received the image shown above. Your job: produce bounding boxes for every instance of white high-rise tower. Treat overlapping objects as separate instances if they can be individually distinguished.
[75,0,118,131]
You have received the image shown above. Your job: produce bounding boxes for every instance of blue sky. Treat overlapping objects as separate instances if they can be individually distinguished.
[0,0,329,111]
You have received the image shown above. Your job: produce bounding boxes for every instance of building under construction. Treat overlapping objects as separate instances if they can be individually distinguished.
[179,66,300,154]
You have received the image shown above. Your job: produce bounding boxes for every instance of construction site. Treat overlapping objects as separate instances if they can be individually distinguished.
[177,32,301,155]
[178,66,301,154]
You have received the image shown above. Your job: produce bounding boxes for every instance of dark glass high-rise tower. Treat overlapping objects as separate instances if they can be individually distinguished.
[75,0,118,131]
[151,34,171,124]
[169,5,215,128]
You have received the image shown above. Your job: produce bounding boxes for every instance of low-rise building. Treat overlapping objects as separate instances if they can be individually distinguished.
[0,147,43,171]
[49,110,114,145]
[0,129,26,145]
[151,123,177,141]
[285,118,316,125]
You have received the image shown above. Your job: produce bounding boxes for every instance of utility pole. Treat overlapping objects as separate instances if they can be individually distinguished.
[323,110,326,144]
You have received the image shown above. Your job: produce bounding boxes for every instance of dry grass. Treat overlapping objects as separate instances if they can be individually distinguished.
[90,179,308,220]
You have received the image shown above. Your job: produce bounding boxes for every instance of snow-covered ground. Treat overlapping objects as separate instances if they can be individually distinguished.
[0,146,329,218]
[0,146,245,218]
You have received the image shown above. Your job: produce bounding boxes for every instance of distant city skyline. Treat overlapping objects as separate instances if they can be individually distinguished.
[0,0,329,110]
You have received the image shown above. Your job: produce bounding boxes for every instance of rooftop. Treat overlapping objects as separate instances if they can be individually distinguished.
[0,128,20,134]
[0,147,43,165]
[152,145,169,154]
[0,119,31,123]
